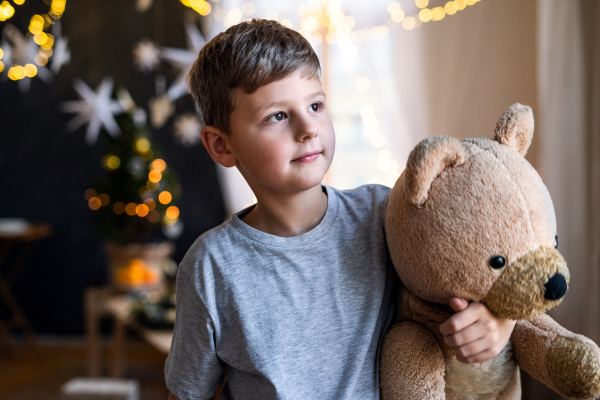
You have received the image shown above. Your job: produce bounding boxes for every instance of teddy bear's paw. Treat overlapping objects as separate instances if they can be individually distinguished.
[547,336,600,399]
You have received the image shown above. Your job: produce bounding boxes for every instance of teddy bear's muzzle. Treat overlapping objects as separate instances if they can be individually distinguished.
[482,246,570,320]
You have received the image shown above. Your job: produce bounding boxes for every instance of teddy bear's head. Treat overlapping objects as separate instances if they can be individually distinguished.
[387,103,569,320]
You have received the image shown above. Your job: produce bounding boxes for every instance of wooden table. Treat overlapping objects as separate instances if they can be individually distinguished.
[85,287,173,378]
[0,222,52,349]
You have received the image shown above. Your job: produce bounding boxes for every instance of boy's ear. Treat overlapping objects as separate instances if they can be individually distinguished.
[201,126,237,168]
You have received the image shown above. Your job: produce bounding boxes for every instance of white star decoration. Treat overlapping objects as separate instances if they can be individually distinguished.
[159,21,205,101]
[60,77,124,145]
[133,39,161,72]
[173,113,202,147]
[2,24,53,92]
[51,21,71,74]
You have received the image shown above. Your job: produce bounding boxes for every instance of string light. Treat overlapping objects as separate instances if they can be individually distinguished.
[5,1,67,82]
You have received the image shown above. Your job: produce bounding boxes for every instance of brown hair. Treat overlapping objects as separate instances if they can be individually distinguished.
[187,19,321,134]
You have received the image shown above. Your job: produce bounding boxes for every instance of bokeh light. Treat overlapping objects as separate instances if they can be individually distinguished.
[84,188,97,201]
[158,191,172,204]
[135,138,150,153]
[88,197,102,210]
[98,193,110,206]
[143,198,156,211]
[166,206,180,219]
[151,159,166,172]
[415,0,429,8]
[113,202,125,215]
[148,170,162,183]
[241,2,255,15]
[136,204,149,217]
[103,154,121,170]
[147,210,160,223]
[125,203,137,216]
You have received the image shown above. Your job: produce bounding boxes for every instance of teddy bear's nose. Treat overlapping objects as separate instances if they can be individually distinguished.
[544,273,568,300]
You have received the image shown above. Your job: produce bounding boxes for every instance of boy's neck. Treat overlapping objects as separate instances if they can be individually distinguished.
[241,184,328,237]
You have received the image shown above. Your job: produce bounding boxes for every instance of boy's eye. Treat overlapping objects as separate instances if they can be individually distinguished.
[267,112,286,123]
[310,103,321,112]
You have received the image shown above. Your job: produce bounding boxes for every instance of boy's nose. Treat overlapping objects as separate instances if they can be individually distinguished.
[297,120,318,141]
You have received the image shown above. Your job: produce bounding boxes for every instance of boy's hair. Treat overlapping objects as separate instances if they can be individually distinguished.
[187,19,321,134]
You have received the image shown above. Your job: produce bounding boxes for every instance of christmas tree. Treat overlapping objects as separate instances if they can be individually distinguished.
[70,80,182,244]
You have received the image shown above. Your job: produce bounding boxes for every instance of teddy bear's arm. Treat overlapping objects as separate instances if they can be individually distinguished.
[511,314,600,399]
[380,321,446,400]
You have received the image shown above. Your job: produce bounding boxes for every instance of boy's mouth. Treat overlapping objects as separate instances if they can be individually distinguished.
[292,150,321,163]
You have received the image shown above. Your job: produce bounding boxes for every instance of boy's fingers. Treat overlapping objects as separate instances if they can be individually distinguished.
[449,298,469,312]
[455,344,505,364]
[440,306,480,336]
[443,319,497,347]
[451,337,490,360]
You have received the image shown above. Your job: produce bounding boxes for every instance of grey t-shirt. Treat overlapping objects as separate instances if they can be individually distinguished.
[165,184,398,400]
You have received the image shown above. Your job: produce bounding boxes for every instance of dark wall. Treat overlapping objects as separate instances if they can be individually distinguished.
[0,0,225,334]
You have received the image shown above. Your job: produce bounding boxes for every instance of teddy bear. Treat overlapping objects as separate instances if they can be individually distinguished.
[380,103,600,400]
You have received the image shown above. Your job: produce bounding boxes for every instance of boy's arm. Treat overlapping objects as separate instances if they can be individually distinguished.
[439,298,516,363]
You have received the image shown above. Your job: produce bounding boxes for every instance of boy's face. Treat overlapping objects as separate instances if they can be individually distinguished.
[225,69,335,197]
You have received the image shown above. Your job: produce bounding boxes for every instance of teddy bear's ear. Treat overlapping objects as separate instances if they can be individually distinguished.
[494,103,534,156]
[405,135,466,207]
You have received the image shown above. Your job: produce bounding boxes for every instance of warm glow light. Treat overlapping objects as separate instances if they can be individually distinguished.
[113,202,125,215]
[455,0,467,10]
[34,54,48,66]
[0,48,3,59]
[151,159,166,172]
[98,193,110,206]
[445,1,458,15]
[147,210,160,223]
[84,188,97,200]
[159,191,172,204]
[0,61,4,73]
[135,138,150,153]
[227,8,243,23]
[391,9,405,22]
[104,155,121,170]
[431,7,446,21]
[387,1,401,14]
[402,16,416,30]
[14,0,25,4]
[148,170,162,183]
[241,2,255,16]
[166,206,180,219]
[143,198,156,211]
[415,0,429,8]
[34,32,48,45]
[466,0,476,5]
[280,19,293,29]
[419,8,432,22]
[88,197,102,210]
[136,204,149,217]
[125,203,137,216]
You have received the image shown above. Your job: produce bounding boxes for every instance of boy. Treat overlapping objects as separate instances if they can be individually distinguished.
[165,19,515,400]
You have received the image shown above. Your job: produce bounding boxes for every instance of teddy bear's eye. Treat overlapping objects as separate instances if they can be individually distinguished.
[489,256,506,270]
[555,234,558,249]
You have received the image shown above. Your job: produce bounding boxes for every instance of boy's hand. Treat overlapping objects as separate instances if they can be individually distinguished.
[439,298,516,364]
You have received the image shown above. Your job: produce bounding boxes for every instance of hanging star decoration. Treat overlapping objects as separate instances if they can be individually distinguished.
[2,24,53,92]
[133,39,161,72]
[159,20,205,101]
[136,0,154,13]
[61,77,124,145]
[148,74,175,129]
[50,21,71,74]
[173,113,202,147]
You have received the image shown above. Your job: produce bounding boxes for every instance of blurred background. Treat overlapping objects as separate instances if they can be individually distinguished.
[0,0,598,399]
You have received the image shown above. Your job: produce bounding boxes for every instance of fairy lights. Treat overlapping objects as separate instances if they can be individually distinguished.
[86,157,180,227]
[4,1,67,82]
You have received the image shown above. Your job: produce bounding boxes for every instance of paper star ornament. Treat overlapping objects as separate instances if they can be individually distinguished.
[173,113,202,147]
[133,39,160,72]
[61,77,124,145]
[50,22,70,74]
[159,21,205,101]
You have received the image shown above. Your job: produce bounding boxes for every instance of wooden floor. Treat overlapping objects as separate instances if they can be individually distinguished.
[0,337,170,400]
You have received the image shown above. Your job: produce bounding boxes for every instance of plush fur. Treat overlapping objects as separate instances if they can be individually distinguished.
[381,104,600,399]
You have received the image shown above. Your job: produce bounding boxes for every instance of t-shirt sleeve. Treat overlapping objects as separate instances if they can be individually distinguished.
[165,269,224,400]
